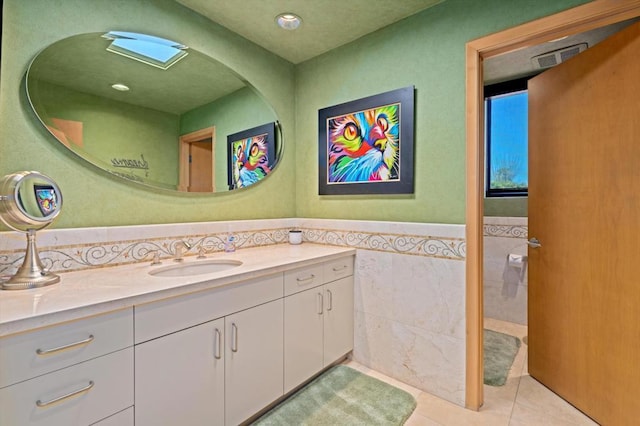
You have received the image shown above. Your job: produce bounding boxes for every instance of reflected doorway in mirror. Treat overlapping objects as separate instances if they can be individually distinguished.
[179,127,215,192]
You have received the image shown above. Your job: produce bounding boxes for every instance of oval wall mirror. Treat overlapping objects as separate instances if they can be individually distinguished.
[25,31,281,194]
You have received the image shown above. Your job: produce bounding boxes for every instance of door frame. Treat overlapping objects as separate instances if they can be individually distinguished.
[464,0,640,410]
[178,126,215,192]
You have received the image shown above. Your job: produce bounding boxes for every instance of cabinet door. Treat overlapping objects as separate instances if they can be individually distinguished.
[323,277,354,366]
[284,288,324,393]
[135,318,225,426]
[225,299,283,426]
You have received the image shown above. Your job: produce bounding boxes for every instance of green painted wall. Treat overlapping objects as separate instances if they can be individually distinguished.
[29,80,180,187]
[0,0,296,229]
[180,87,276,193]
[294,0,589,224]
[1,0,591,229]
[484,197,528,217]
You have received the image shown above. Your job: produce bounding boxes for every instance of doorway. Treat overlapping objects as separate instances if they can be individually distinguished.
[179,127,216,192]
[464,0,640,411]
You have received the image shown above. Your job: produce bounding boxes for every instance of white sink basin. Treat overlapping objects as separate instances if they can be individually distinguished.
[149,259,243,277]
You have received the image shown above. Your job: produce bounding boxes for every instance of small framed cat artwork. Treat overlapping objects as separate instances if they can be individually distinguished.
[318,86,415,195]
[227,122,276,190]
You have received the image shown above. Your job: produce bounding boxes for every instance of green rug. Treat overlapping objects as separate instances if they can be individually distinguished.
[252,365,417,425]
[484,329,521,386]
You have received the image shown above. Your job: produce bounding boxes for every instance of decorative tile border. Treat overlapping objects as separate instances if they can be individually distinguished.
[304,228,465,260]
[483,217,528,239]
[0,228,290,275]
[483,224,528,239]
[0,219,467,276]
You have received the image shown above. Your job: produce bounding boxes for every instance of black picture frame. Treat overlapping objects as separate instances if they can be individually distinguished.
[227,122,276,190]
[318,86,415,195]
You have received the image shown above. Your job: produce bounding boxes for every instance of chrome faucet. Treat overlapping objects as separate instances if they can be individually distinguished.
[150,250,162,265]
[173,240,192,262]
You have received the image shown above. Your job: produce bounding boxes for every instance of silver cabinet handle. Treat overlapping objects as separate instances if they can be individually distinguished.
[296,274,315,284]
[36,335,94,356]
[527,238,542,248]
[214,328,222,359]
[332,265,347,272]
[231,323,238,353]
[317,292,324,315]
[326,289,333,311]
[36,381,94,408]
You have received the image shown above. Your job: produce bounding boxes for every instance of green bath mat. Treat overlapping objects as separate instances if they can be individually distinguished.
[252,365,417,425]
[484,329,521,386]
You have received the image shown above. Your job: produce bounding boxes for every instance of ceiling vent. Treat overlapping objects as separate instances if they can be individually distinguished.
[531,43,588,69]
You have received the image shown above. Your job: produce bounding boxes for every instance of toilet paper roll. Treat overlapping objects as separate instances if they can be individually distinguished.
[507,254,526,268]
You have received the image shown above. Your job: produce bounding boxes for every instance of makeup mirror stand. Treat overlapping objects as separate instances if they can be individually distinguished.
[0,171,63,290]
[5,228,60,289]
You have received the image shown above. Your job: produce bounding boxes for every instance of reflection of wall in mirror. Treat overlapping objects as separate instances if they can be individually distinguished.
[17,181,56,219]
[181,87,276,193]
[31,80,275,193]
[29,79,180,187]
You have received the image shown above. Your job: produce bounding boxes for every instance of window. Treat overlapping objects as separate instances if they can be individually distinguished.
[485,78,530,197]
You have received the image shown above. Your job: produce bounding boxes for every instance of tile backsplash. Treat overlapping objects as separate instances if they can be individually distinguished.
[0,219,296,275]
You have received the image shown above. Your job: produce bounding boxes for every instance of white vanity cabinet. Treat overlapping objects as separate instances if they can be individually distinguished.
[0,247,356,426]
[133,273,284,426]
[283,256,354,393]
[0,309,134,426]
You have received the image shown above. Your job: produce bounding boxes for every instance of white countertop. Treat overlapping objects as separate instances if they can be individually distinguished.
[0,244,355,337]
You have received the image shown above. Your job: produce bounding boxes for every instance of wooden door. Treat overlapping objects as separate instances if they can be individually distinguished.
[189,139,213,192]
[528,21,640,425]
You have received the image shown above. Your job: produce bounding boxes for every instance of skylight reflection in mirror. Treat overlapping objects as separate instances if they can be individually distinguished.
[102,31,188,70]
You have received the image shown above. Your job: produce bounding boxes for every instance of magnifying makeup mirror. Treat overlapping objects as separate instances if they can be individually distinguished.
[0,171,63,290]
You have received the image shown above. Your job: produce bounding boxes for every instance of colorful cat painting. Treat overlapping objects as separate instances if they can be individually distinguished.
[230,133,271,189]
[327,103,400,184]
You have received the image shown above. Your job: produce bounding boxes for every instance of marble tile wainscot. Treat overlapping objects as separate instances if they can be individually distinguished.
[299,219,467,407]
[483,217,528,325]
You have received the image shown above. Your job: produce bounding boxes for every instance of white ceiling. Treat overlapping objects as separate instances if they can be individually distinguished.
[176,0,444,64]
[484,18,639,84]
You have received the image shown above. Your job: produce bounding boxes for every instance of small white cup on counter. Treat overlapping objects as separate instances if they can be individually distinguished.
[288,230,302,245]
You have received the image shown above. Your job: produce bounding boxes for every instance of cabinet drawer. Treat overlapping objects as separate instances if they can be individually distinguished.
[135,273,283,343]
[0,347,133,426]
[0,309,133,388]
[284,264,324,296]
[323,256,354,283]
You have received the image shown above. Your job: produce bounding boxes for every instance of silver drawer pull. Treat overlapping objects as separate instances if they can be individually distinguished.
[332,265,347,272]
[36,381,94,408]
[36,335,95,356]
[296,274,315,284]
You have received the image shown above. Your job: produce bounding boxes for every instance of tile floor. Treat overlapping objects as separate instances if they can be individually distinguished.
[346,318,598,425]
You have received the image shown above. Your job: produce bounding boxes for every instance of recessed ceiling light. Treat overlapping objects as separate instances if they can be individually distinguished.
[111,83,130,92]
[276,13,302,30]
